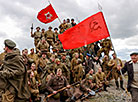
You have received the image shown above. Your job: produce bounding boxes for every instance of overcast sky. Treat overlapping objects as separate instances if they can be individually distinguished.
[0,0,138,61]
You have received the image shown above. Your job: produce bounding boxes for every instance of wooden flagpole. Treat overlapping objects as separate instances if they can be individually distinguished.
[48,0,62,24]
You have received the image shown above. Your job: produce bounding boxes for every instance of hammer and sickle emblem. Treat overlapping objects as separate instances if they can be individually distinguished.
[89,18,102,32]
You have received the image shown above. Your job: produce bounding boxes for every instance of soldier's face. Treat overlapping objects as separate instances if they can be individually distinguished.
[4,46,8,53]
[31,64,35,70]
[57,69,62,76]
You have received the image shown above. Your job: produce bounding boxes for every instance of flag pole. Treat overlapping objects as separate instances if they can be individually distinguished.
[48,0,62,24]
[97,0,130,97]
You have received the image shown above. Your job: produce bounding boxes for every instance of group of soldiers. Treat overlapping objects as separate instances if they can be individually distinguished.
[0,18,126,102]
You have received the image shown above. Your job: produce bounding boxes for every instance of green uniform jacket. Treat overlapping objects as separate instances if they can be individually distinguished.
[0,49,30,100]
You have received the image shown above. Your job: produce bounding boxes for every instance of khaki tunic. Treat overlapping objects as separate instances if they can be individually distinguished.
[108,58,123,81]
[31,31,42,46]
[45,30,55,46]
[28,53,38,63]
[36,41,49,52]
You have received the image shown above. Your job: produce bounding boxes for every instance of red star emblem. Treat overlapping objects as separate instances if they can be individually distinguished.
[45,12,52,19]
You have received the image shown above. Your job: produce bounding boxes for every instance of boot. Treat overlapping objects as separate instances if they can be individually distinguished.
[120,80,125,90]
[104,84,108,91]
[115,81,119,90]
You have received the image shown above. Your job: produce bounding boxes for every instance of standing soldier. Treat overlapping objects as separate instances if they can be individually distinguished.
[22,49,30,69]
[36,37,49,53]
[41,28,46,38]
[54,28,59,42]
[61,53,71,70]
[46,68,71,102]
[66,18,72,29]
[31,27,42,47]
[71,18,76,27]
[0,39,30,102]
[45,26,55,46]
[59,19,68,33]
[108,53,124,90]
[97,38,112,58]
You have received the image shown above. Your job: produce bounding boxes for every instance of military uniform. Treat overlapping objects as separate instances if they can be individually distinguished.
[45,30,55,46]
[28,48,38,64]
[0,52,6,66]
[108,57,124,89]
[0,39,30,102]
[73,63,85,82]
[36,40,49,52]
[54,61,70,82]
[46,75,69,102]
[97,38,112,57]
[59,23,68,33]
[31,31,42,47]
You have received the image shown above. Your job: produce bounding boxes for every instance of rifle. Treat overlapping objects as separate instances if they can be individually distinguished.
[31,23,33,35]
[43,81,80,102]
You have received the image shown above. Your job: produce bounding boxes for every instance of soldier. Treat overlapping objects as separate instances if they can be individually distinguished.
[59,19,68,33]
[66,18,72,29]
[36,37,49,53]
[54,28,59,42]
[28,48,38,64]
[71,53,79,72]
[108,53,124,90]
[22,48,30,69]
[31,27,42,47]
[73,59,85,82]
[28,63,40,101]
[45,26,55,46]
[46,68,71,102]
[54,58,70,82]
[95,67,108,91]
[0,39,30,102]
[41,28,46,38]
[0,51,6,66]
[53,40,63,53]
[97,38,112,58]
[102,55,111,77]
[71,18,76,27]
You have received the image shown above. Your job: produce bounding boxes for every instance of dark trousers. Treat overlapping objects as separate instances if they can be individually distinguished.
[130,87,138,102]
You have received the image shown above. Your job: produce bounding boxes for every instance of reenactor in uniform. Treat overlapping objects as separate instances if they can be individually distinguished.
[54,58,70,82]
[54,28,59,42]
[95,67,108,91]
[28,63,40,101]
[28,48,38,64]
[66,18,72,29]
[61,53,71,70]
[0,39,30,102]
[22,48,30,69]
[59,19,68,33]
[45,26,55,46]
[0,52,6,66]
[36,37,49,53]
[73,59,85,82]
[31,27,42,47]
[46,68,71,102]
[108,53,124,90]
[71,18,76,27]
[41,28,46,38]
[102,55,111,76]
[97,38,112,58]
[53,40,63,53]
[71,53,79,72]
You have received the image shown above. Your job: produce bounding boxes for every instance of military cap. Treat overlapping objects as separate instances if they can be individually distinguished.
[4,39,16,48]
[48,26,52,29]
[130,52,138,56]
[36,26,40,29]
[54,28,58,31]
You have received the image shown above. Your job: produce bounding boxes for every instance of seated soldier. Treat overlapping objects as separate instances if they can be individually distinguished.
[46,68,71,102]
[95,67,109,91]
[28,63,40,101]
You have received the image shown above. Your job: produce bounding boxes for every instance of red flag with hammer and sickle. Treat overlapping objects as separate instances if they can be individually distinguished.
[37,4,58,24]
[58,12,110,49]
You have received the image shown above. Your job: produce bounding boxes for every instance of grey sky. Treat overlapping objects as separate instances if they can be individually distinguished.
[0,0,138,60]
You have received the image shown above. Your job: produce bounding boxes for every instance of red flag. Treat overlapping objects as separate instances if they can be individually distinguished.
[37,4,58,24]
[58,12,110,49]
